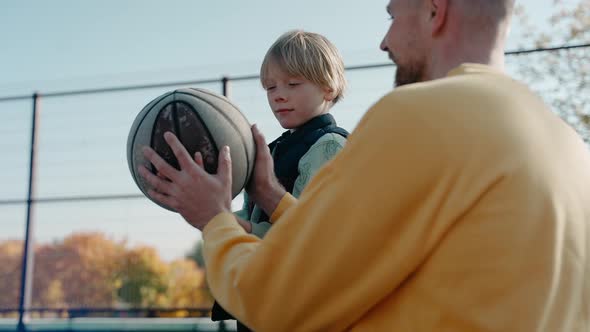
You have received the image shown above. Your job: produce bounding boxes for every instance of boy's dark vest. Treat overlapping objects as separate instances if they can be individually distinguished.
[210,113,348,331]
[250,113,348,221]
[270,113,349,193]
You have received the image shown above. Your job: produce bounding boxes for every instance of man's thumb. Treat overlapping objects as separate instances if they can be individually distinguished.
[218,145,232,187]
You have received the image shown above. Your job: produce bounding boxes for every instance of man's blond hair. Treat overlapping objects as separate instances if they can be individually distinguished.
[260,30,347,104]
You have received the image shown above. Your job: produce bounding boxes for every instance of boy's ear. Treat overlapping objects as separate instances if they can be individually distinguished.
[324,88,336,102]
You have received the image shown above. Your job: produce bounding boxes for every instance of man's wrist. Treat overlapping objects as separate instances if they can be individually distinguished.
[193,207,231,231]
[259,182,286,216]
[201,211,235,236]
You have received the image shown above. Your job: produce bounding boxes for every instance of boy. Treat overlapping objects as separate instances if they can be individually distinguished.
[212,29,349,331]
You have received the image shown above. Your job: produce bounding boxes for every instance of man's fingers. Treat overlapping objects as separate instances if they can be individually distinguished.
[164,132,199,172]
[194,151,204,167]
[252,124,271,161]
[147,188,178,211]
[217,146,232,191]
[142,146,181,182]
[138,165,175,195]
[252,124,268,149]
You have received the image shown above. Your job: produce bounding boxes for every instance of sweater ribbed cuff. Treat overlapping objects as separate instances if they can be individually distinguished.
[270,193,297,223]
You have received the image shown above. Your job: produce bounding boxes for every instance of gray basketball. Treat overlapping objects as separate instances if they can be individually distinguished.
[127,88,256,211]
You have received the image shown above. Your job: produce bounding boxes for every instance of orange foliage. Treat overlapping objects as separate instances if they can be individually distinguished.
[33,233,126,307]
[0,233,211,312]
[116,246,169,307]
[0,240,23,308]
[166,259,212,308]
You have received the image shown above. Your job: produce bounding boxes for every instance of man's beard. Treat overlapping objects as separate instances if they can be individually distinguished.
[390,52,426,87]
[394,61,425,87]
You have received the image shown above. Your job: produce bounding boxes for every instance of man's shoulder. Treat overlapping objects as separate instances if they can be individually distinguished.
[374,70,539,120]
[359,71,546,150]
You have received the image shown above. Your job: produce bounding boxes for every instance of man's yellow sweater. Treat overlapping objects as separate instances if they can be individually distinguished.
[203,64,590,331]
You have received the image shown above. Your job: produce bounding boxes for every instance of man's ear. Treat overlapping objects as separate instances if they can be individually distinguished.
[430,0,448,35]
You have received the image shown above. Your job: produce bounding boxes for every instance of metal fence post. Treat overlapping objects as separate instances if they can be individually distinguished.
[222,76,230,98]
[17,92,40,332]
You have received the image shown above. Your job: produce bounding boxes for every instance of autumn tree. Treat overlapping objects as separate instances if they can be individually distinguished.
[33,233,126,307]
[511,0,590,143]
[115,246,169,307]
[165,259,212,308]
[186,240,206,268]
[1,233,212,315]
[185,239,214,305]
[0,240,23,309]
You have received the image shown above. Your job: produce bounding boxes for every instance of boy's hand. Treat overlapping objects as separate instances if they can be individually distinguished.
[138,132,232,231]
[236,217,252,233]
[247,125,286,216]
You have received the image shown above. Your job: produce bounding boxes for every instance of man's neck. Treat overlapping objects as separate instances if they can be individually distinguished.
[427,35,507,80]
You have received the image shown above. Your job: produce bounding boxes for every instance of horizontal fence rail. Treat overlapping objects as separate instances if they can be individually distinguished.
[0,307,211,318]
[1,43,588,103]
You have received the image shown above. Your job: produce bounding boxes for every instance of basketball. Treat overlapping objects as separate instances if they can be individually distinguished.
[127,88,256,211]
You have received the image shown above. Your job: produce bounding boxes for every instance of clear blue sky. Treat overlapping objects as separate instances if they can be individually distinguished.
[0,0,556,260]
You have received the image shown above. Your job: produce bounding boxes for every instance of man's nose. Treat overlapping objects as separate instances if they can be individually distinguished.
[380,38,388,51]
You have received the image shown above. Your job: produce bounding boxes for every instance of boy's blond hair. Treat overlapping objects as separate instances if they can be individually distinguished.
[260,30,347,104]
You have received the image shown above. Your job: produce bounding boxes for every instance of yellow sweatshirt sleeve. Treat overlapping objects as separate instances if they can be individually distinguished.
[270,192,297,222]
[202,93,449,331]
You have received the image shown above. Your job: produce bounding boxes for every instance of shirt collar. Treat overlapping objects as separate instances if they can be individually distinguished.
[447,63,505,78]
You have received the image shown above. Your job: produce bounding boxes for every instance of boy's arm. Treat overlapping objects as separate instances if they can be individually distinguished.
[233,209,249,221]
[234,217,251,233]
[236,188,277,238]
[249,193,298,236]
[292,133,346,198]
[249,221,271,237]
[233,192,254,234]
[242,135,345,238]
[233,191,250,220]
[234,217,272,239]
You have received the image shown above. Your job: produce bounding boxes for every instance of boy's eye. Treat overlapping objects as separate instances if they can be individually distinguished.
[266,86,276,91]
[288,83,301,87]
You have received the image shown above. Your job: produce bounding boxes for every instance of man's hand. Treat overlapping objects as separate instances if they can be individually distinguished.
[247,125,286,217]
[138,132,232,231]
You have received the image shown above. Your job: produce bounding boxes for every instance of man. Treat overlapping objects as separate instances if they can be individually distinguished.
[140,0,590,331]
